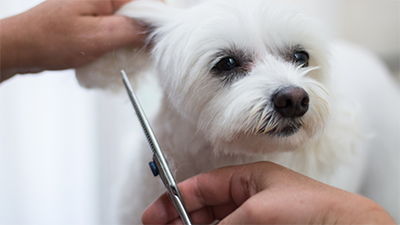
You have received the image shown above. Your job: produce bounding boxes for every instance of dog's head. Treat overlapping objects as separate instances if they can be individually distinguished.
[119,0,331,155]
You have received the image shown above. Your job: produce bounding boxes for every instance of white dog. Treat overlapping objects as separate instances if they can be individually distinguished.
[76,0,399,223]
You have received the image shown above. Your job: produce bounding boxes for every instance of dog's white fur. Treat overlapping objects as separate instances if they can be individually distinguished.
[76,0,400,223]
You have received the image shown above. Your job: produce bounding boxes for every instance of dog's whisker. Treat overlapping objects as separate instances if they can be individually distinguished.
[317,96,329,117]
[299,66,320,77]
[309,116,316,128]
[256,109,269,132]
[305,77,329,96]
[261,121,271,134]
[310,88,329,107]
[308,88,329,117]
[315,106,326,133]
[262,117,277,134]
[313,82,329,96]
[263,126,275,134]
[247,101,266,124]
[316,97,329,116]
[263,115,278,134]
[314,104,325,126]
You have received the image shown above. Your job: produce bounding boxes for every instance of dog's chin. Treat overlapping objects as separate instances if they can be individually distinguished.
[214,128,308,156]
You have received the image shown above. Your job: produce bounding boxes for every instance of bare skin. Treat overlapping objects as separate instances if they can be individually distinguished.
[1,0,150,82]
[142,161,396,225]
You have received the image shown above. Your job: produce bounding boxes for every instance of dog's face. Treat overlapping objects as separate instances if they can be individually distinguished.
[121,0,331,155]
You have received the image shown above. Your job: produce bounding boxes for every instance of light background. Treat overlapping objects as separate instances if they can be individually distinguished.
[0,0,399,224]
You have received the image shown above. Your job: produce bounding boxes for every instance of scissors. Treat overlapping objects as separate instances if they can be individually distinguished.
[121,70,193,225]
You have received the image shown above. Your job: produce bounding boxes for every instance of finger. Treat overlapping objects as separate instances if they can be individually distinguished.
[100,15,146,47]
[167,207,217,225]
[75,0,132,16]
[142,168,240,224]
[143,162,280,224]
[218,206,248,225]
[111,0,133,13]
[142,192,239,224]
[84,15,147,51]
[112,0,165,13]
[142,192,180,224]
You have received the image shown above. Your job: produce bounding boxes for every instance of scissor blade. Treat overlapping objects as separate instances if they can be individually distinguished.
[121,70,193,225]
[121,70,158,154]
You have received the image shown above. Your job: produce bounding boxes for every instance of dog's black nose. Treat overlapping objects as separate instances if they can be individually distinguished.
[273,86,309,118]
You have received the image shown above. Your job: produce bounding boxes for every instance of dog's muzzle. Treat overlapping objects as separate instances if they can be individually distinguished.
[253,86,309,137]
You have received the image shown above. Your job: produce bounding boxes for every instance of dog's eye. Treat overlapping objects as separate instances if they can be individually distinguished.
[214,57,238,71]
[294,51,309,67]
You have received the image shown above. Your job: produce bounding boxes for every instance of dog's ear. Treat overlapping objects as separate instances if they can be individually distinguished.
[75,0,180,91]
[117,0,181,29]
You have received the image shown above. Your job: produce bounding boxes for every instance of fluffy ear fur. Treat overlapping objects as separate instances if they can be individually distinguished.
[75,0,180,90]
[117,0,181,28]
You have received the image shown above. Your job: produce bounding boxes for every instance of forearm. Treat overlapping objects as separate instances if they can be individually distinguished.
[2,16,28,81]
[1,11,47,82]
[1,0,151,83]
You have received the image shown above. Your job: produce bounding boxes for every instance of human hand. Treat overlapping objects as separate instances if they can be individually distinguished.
[1,0,157,82]
[142,161,395,224]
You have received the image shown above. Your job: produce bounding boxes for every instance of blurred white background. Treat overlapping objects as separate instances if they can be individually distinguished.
[0,0,398,224]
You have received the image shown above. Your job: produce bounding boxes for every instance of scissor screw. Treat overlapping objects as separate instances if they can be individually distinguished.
[149,161,159,177]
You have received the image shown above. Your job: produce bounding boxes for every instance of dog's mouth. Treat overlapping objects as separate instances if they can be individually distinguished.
[248,105,305,137]
[256,119,303,137]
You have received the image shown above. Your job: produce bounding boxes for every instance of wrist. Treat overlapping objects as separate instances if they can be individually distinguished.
[1,16,19,81]
[331,194,396,224]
